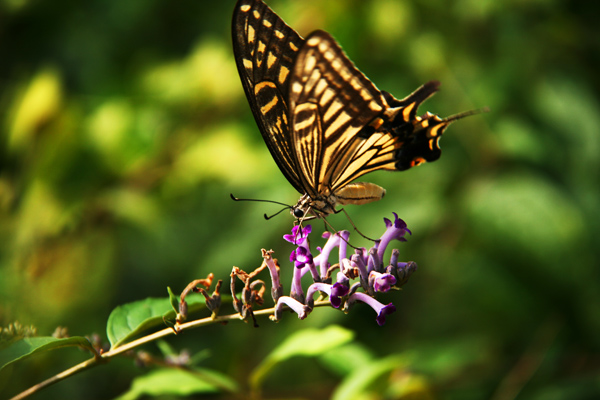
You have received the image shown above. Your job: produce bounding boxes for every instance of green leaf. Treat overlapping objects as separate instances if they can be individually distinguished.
[319,342,375,376]
[0,336,94,372]
[114,367,238,400]
[167,286,179,314]
[250,325,354,390]
[107,296,206,348]
[331,355,409,400]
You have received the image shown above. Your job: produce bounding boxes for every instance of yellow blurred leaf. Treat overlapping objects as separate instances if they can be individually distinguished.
[8,67,62,152]
[15,180,66,250]
[164,123,271,194]
[141,39,239,108]
[86,99,134,171]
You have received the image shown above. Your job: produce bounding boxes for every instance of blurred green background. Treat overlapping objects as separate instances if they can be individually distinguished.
[1,0,598,398]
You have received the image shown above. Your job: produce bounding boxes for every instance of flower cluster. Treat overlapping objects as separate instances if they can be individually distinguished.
[180,213,417,327]
[272,213,417,326]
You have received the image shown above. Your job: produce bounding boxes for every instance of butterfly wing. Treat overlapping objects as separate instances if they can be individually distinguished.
[232,0,306,193]
[289,31,453,196]
[288,30,389,198]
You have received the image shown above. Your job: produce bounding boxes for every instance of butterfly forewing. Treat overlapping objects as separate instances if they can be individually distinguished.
[232,0,305,193]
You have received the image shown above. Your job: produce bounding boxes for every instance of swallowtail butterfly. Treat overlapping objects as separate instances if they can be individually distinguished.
[232,0,481,221]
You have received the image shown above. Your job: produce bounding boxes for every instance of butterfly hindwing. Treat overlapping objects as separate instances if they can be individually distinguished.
[289,30,390,196]
[289,31,448,196]
[232,0,306,193]
[380,83,453,171]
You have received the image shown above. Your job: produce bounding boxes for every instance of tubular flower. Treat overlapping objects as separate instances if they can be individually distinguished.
[369,271,396,293]
[377,213,411,261]
[346,292,397,326]
[271,213,415,325]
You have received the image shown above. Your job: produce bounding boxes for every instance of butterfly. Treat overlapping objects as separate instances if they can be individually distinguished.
[232,0,482,222]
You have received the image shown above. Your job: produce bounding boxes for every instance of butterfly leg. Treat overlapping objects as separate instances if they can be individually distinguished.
[334,207,378,242]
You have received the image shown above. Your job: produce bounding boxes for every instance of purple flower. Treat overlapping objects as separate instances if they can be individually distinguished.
[377,213,411,261]
[306,280,349,309]
[305,282,331,309]
[336,230,350,262]
[290,246,313,268]
[346,292,397,326]
[369,271,396,293]
[329,281,349,308]
[350,252,368,280]
[273,296,309,321]
[283,225,312,246]
[290,265,305,303]
[262,249,283,302]
[313,230,348,278]
[271,211,414,326]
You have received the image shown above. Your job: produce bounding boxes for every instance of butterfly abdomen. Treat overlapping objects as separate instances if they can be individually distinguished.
[335,182,386,206]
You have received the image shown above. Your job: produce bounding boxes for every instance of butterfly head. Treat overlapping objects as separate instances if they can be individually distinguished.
[291,193,338,222]
[292,207,305,219]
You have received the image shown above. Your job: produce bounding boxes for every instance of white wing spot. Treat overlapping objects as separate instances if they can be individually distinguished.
[307,37,321,46]
[304,55,317,74]
[240,5,251,12]
[292,81,304,95]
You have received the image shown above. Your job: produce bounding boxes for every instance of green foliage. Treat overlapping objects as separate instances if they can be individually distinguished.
[167,286,179,314]
[0,337,94,373]
[250,325,354,391]
[1,0,599,398]
[106,296,205,348]
[114,368,238,400]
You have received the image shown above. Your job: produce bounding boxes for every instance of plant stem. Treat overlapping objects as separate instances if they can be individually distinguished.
[10,301,331,400]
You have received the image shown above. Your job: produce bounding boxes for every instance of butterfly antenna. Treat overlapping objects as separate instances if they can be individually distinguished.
[230,193,294,220]
[444,106,490,123]
[264,207,291,220]
[230,193,293,207]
